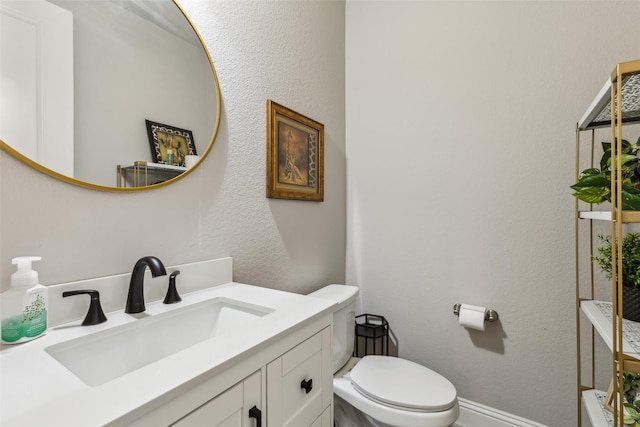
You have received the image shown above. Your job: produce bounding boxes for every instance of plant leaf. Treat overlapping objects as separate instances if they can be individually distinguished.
[605,153,637,168]
[601,141,612,170]
[577,168,602,179]
[622,185,640,210]
[572,139,640,207]
[571,173,609,189]
[622,154,638,166]
[570,170,611,205]
[601,139,636,169]
[572,187,610,204]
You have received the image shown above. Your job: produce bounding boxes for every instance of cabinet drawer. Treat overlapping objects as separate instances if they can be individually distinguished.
[267,327,331,427]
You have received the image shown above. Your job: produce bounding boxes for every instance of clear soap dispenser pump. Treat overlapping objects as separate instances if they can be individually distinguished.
[1,256,48,344]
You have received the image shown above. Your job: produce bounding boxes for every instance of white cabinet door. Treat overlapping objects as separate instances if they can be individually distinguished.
[310,406,332,427]
[267,327,332,427]
[172,371,262,427]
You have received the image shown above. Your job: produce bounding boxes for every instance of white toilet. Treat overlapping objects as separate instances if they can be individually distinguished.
[309,285,459,427]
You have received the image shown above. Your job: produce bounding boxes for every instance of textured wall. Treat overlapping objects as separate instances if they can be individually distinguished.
[0,0,346,295]
[345,1,640,425]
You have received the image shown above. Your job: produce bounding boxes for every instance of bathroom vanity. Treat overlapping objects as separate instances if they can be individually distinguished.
[0,258,334,426]
[163,325,332,427]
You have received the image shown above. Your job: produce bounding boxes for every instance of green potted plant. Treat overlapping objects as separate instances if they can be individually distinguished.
[624,404,640,427]
[570,137,640,210]
[594,233,640,321]
[623,371,640,426]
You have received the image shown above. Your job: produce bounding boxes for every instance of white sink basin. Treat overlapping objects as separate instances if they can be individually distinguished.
[44,298,273,386]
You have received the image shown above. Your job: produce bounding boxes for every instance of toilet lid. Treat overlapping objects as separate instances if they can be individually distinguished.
[349,356,457,412]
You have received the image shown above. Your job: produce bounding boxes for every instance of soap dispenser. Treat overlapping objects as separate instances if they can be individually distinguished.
[1,256,48,344]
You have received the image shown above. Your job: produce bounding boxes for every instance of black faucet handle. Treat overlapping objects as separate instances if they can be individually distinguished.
[163,270,182,304]
[63,289,108,326]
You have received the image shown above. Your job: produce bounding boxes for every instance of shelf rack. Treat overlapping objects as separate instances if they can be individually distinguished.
[116,161,186,187]
[576,59,640,427]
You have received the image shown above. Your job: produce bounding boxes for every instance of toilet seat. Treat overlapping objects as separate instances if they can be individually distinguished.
[333,357,459,427]
[349,356,457,412]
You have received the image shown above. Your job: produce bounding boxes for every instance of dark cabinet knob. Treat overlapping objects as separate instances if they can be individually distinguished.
[301,378,313,394]
[248,405,262,427]
[62,289,107,326]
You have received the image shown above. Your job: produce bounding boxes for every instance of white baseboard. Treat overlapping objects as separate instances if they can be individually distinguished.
[454,398,548,427]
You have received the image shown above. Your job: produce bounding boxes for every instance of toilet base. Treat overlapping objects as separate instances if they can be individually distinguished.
[335,394,394,427]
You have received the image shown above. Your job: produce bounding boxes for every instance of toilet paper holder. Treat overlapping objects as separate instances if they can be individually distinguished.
[452,304,499,322]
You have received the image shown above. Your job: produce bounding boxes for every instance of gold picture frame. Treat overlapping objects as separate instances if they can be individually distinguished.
[266,100,324,201]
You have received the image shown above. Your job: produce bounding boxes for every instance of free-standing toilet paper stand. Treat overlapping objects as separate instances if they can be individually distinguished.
[354,314,389,357]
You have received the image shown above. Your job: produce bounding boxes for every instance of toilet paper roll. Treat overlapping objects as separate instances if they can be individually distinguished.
[458,304,486,331]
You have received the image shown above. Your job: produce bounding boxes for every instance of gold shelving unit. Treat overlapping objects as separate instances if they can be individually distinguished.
[117,161,186,188]
[576,59,640,427]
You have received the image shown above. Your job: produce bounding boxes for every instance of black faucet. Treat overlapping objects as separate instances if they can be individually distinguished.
[125,256,167,314]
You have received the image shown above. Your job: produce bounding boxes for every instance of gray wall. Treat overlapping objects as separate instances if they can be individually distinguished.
[345,1,640,425]
[0,0,346,296]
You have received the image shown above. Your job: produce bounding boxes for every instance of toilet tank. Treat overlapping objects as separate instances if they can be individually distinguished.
[308,284,359,373]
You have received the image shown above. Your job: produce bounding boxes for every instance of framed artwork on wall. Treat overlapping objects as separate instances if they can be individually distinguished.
[145,119,197,167]
[266,100,324,201]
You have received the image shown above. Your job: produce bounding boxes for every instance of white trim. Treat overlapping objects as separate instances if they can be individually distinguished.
[454,398,549,427]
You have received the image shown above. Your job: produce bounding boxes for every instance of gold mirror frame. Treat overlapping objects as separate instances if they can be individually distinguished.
[0,0,221,192]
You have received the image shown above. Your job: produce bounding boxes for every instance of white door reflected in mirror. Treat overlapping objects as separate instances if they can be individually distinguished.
[0,0,74,176]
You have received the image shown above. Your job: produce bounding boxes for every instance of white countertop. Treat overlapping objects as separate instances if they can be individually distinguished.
[0,282,334,426]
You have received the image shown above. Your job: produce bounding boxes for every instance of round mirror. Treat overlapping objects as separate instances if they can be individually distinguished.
[0,0,220,191]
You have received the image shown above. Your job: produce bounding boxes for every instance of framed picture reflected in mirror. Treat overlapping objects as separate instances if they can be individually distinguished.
[145,120,196,167]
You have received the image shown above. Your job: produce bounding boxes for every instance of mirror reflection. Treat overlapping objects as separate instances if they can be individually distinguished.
[0,0,218,189]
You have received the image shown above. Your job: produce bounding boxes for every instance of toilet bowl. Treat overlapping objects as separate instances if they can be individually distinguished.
[308,285,459,427]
